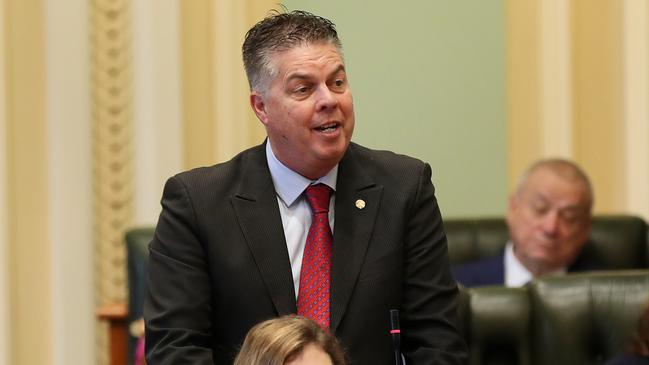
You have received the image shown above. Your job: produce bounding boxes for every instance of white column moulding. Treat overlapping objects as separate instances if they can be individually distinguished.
[0,0,10,362]
[131,0,183,227]
[623,0,649,220]
[212,1,263,163]
[44,0,94,364]
[539,0,574,158]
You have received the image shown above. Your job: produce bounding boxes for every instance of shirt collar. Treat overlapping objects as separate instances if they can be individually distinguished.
[265,140,337,207]
[505,241,567,287]
[504,241,533,287]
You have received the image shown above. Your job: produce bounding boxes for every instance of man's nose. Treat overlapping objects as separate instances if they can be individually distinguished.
[315,86,338,112]
[541,211,560,236]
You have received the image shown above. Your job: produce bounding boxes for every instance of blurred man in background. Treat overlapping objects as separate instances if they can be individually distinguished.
[453,159,595,287]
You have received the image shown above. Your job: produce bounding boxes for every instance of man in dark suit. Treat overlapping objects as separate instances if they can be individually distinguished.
[453,159,595,287]
[144,10,467,365]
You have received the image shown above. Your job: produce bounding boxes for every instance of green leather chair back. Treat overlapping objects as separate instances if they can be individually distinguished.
[461,286,531,365]
[530,270,649,365]
[460,270,649,365]
[445,218,508,264]
[445,215,648,269]
[580,216,649,269]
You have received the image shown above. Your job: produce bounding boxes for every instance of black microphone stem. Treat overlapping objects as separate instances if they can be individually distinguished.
[390,309,403,365]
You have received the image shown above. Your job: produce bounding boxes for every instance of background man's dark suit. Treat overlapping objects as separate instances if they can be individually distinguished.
[144,141,467,364]
[452,249,601,287]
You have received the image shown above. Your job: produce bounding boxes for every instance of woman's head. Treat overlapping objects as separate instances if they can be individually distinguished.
[233,315,347,365]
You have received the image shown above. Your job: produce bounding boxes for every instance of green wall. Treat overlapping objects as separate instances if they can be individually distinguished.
[283,1,507,218]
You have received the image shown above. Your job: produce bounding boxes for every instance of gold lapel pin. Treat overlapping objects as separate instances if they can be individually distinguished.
[355,199,366,209]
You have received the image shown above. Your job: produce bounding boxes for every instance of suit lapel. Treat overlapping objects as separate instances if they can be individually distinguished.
[230,144,297,316]
[330,145,383,331]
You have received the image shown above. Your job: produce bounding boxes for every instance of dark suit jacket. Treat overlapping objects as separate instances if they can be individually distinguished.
[144,142,467,365]
[605,354,649,365]
[451,248,602,287]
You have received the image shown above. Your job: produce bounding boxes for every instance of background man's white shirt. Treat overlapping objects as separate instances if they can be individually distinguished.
[504,242,566,287]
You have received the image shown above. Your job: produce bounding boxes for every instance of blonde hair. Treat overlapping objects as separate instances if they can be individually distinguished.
[233,315,347,365]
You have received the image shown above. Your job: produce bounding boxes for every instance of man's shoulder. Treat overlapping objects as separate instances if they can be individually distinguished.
[568,243,606,272]
[452,254,505,287]
[347,142,428,176]
[349,142,424,165]
[174,143,265,181]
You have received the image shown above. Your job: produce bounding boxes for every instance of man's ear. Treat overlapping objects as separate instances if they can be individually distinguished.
[508,194,518,211]
[250,92,269,126]
[506,193,519,223]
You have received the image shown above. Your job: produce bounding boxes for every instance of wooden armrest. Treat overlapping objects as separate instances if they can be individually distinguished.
[97,303,129,365]
[96,303,128,319]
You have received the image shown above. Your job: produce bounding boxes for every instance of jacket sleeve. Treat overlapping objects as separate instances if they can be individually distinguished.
[401,162,468,364]
[144,175,215,365]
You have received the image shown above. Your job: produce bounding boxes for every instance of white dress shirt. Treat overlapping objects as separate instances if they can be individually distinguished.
[504,241,566,287]
[265,141,337,298]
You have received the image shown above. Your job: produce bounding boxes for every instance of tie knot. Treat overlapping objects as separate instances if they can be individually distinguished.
[305,184,332,214]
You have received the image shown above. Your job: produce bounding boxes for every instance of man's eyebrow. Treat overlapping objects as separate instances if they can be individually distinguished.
[530,193,549,202]
[285,72,311,82]
[285,64,346,83]
[330,64,346,75]
[327,65,347,80]
[559,204,588,213]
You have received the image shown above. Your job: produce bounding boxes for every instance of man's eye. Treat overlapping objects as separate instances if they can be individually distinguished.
[294,86,309,94]
[560,211,583,224]
[563,216,578,225]
[331,78,346,90]
[530,203,548,216]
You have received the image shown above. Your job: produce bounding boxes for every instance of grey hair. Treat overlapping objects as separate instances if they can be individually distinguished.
[242,9,343,93]
[515,158,594,209]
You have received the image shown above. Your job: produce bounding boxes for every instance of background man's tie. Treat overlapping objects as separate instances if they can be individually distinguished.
[297,183,333,328]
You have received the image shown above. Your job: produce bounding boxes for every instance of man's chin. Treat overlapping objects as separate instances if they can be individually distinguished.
[526,253,561,269]
[314,145,348,163]
[534,260,565,274]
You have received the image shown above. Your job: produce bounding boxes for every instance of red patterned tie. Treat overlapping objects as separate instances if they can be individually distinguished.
[297,183,333,329]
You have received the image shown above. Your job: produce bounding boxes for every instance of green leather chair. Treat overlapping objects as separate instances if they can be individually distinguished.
[118,217,648,365]
[460,270,649,365]
[459,285,531,365]
[530,270,649,365]
[125,227,154,365]
[445,215,648,269]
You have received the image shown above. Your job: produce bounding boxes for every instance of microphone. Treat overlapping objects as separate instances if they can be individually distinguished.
[390,309,403,365]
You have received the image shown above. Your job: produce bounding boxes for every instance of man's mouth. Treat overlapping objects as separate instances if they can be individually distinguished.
[314,122,340,133]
